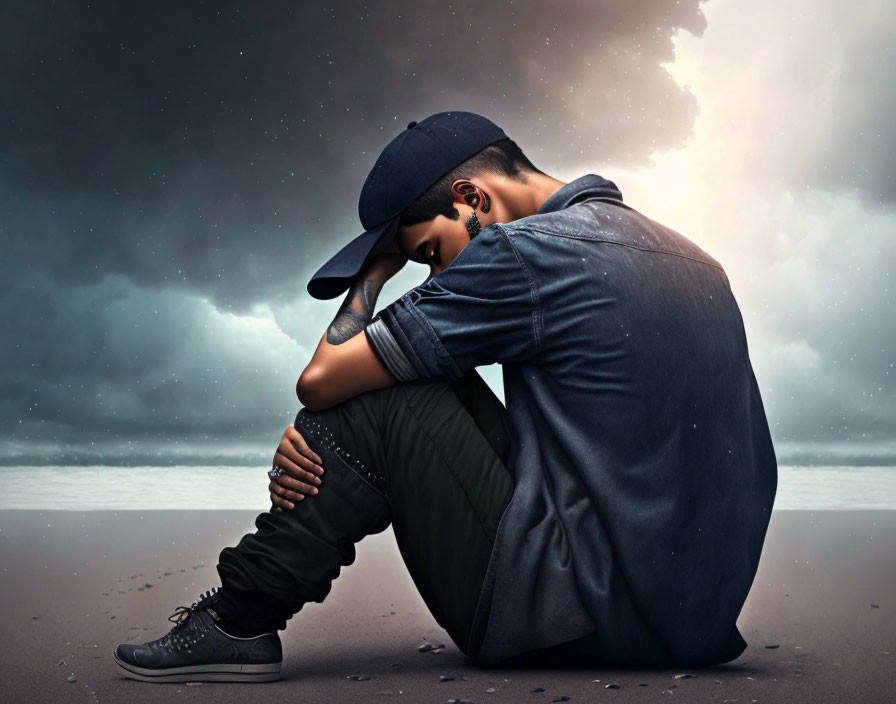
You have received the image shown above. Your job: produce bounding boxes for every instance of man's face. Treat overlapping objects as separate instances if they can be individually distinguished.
[395,213,473,278]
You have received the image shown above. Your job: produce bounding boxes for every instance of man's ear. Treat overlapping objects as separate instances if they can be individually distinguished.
[450,179,490,212]
[450,179,480,208]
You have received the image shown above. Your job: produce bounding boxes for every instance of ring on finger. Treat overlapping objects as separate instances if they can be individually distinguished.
[268,465,285,481]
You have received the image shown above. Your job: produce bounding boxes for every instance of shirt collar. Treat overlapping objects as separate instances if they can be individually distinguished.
[536,174,624,215]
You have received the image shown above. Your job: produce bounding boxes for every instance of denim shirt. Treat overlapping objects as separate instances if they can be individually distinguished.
[366,174,778,666]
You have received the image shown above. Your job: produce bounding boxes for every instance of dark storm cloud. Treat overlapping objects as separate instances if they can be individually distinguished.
[0,268,309,465]
[2,0,707,309]
[0,0,711,463]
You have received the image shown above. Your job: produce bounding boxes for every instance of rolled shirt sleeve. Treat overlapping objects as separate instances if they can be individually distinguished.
[364,316,420,382]
[365,224,541,382]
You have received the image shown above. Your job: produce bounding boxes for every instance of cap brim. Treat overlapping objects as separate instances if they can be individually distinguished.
[306,217,400,300]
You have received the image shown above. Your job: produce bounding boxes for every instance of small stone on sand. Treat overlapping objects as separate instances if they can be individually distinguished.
[440,675,455,682]
[346,674,371,681]
[66,675,77,683]
[672,673,696,678]
[765,644,780,649]
[530,687,546,692]
[605,683,620,689]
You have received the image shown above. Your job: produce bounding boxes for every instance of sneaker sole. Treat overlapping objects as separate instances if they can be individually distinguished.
[113,652,281,683]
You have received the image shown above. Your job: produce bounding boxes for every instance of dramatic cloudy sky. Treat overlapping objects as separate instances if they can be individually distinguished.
[1,0,893,466]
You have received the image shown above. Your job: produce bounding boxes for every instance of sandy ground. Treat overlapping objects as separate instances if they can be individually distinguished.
[0,509,892,703]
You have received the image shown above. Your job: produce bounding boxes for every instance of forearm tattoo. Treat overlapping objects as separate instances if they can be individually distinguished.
[326,278,379,345]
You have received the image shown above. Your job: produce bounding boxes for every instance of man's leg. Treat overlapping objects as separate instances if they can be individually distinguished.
[115,370,512,681]
[215,369,514,658]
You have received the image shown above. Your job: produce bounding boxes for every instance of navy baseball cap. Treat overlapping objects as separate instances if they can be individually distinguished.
[306,111,508,300]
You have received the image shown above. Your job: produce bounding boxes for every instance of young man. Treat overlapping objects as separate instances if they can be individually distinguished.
[114,111,777,682]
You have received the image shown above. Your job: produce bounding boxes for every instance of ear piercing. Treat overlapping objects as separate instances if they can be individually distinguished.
[462,188,488,238]
[465,210,482,238]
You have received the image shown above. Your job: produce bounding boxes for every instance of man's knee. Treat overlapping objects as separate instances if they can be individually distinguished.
[294,381,402,430]
[293,379,456,452]
[292,380,460,492]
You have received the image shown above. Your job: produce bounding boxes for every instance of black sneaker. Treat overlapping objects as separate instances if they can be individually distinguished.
[113,589,282,683]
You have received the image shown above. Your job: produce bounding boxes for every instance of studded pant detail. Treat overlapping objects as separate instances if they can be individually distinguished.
[293,410,387,496]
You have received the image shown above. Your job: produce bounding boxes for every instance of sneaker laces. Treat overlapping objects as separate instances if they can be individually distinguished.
[158,588,221,653]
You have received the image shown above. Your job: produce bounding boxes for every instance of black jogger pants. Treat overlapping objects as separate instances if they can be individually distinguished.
[217,369,515,659]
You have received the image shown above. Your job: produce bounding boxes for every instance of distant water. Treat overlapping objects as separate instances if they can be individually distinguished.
[0,465,894,510]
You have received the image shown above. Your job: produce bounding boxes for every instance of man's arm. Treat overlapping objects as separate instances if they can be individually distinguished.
[296,252,407,411]
[366,225,540,381]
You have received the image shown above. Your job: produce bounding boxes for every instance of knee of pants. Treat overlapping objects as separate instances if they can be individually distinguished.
[292,376,509,500]
[291,381,453,485]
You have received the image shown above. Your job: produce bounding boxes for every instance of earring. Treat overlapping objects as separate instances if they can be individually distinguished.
[465,210,482,238]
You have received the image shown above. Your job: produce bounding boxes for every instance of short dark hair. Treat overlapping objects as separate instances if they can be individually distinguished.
[399,137,544,227]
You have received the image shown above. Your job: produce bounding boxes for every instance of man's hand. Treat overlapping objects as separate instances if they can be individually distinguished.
[269,425,325,510]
